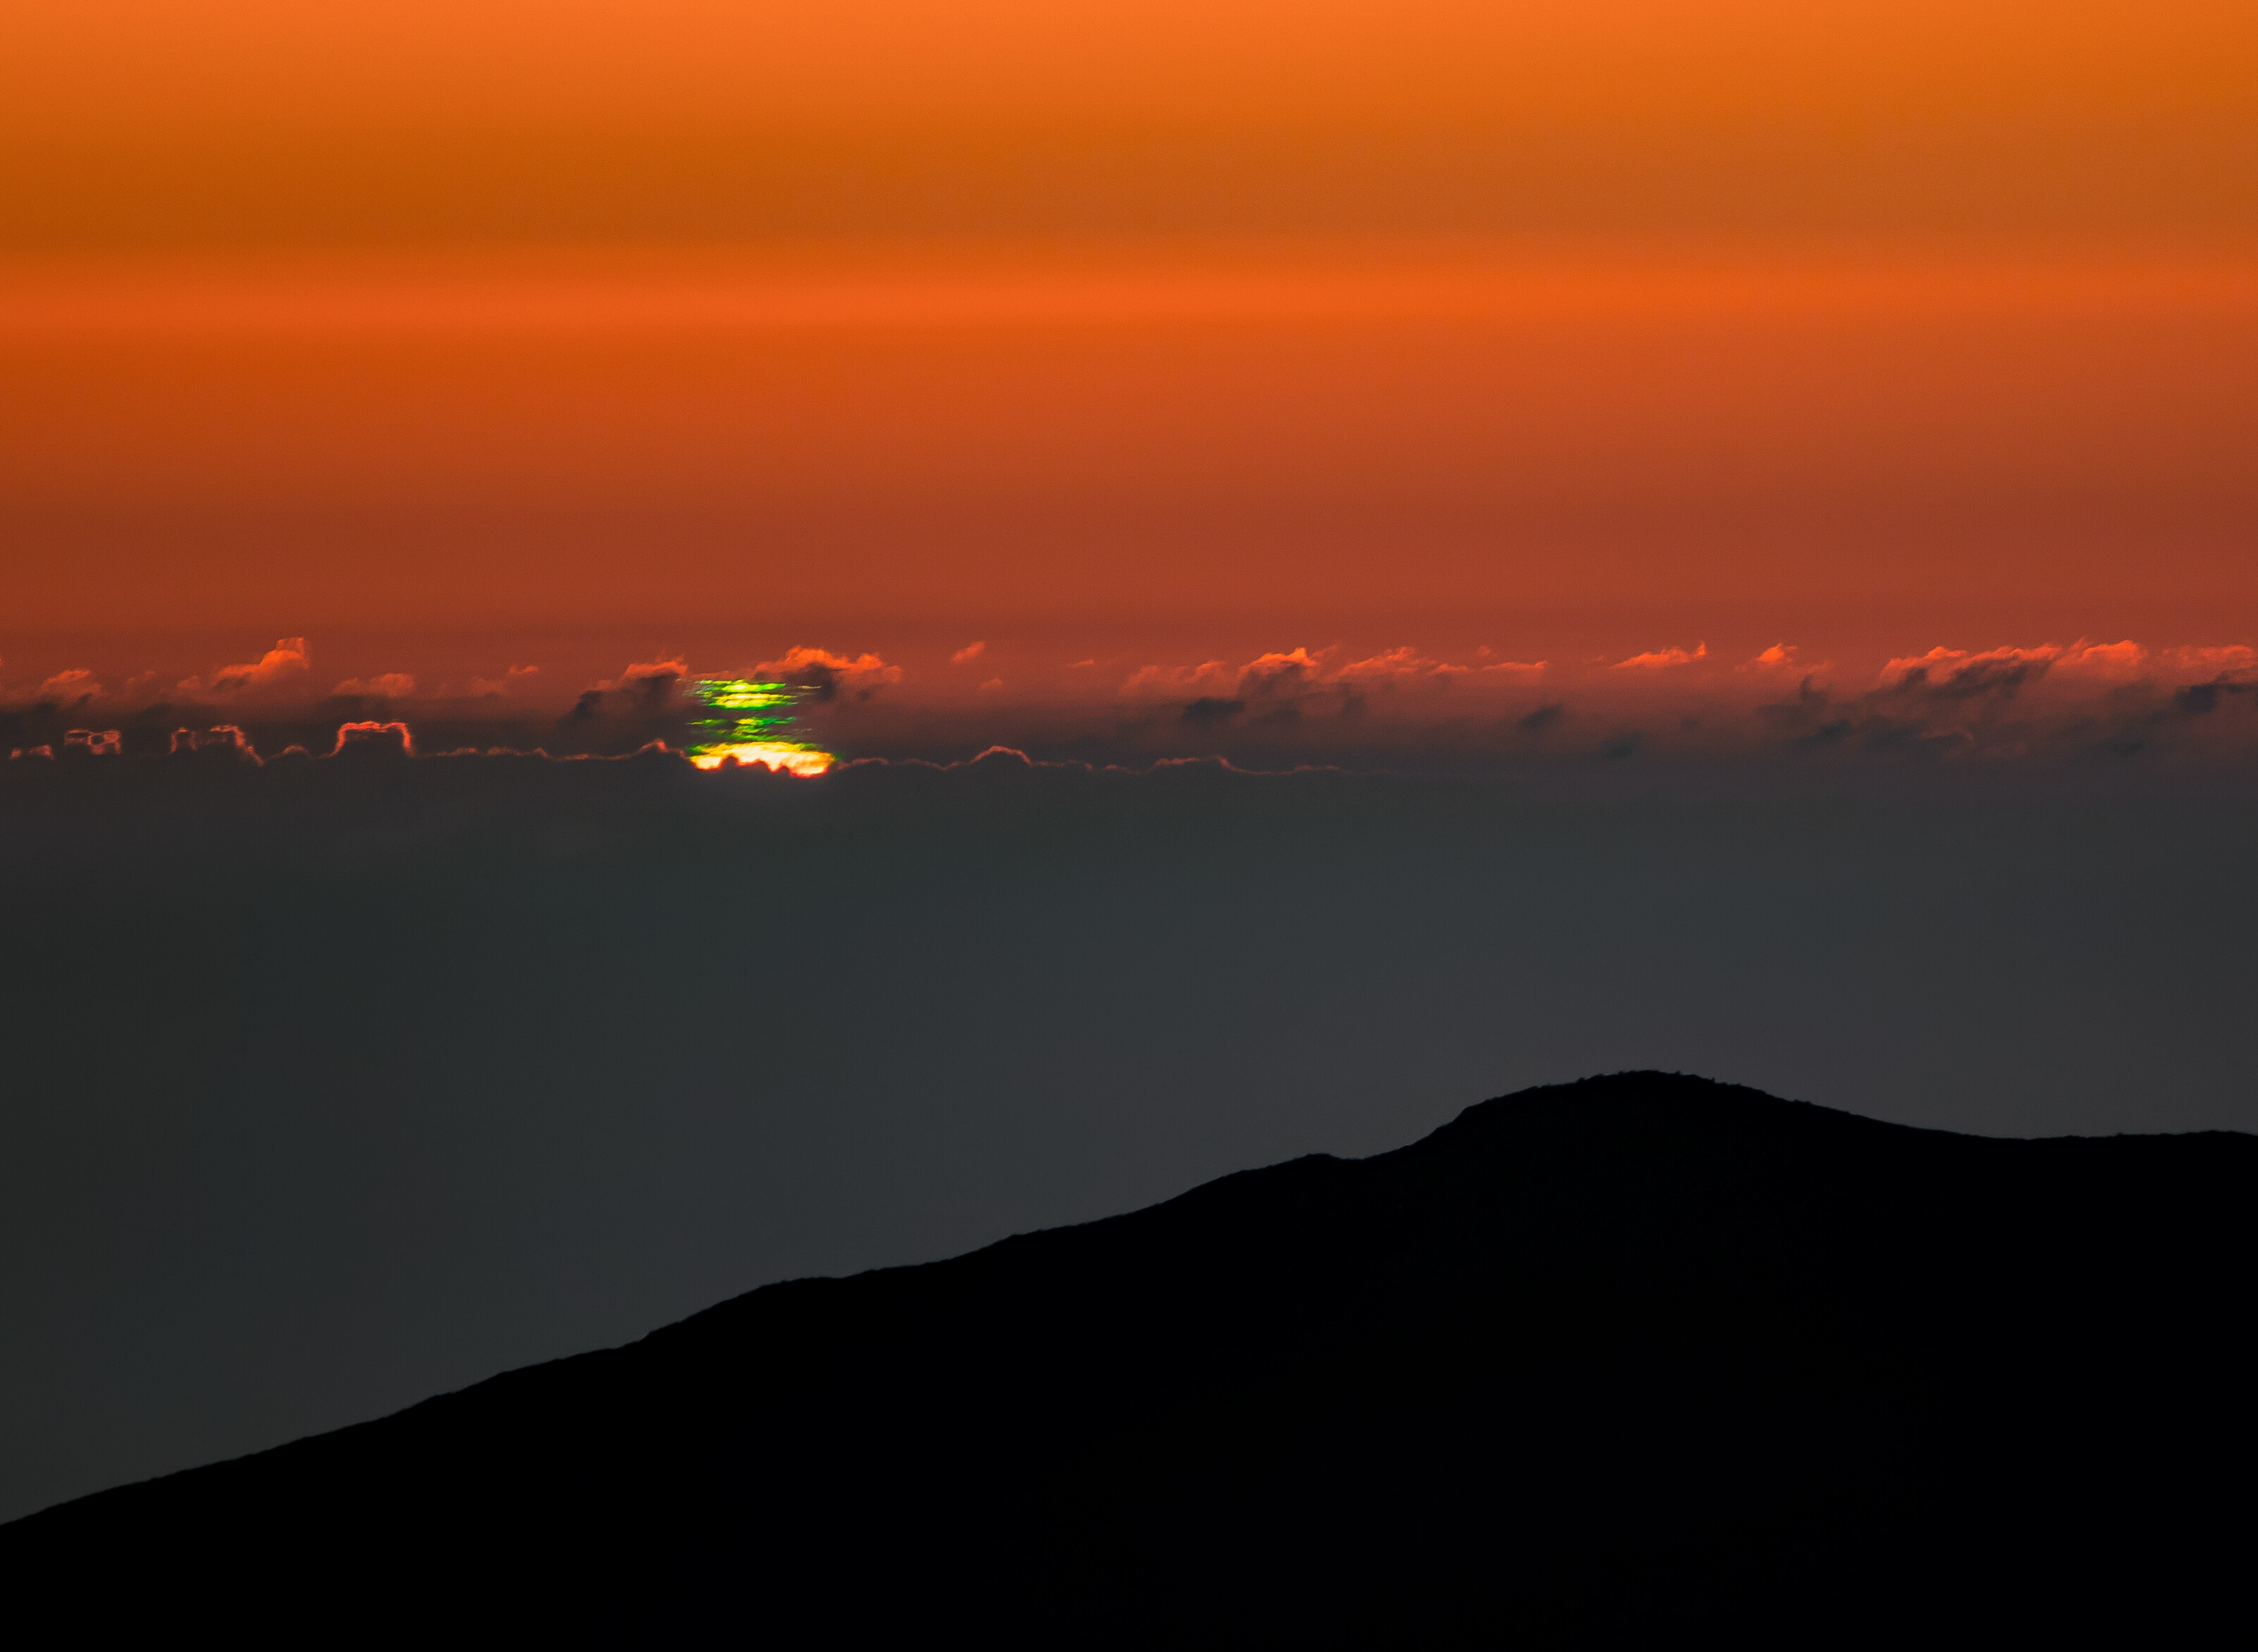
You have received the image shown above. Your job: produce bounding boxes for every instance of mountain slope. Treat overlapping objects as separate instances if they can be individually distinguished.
[7,1072,2253,1636]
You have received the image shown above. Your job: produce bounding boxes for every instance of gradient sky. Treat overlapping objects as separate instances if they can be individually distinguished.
[7,1,2256,243]
[3,0,2255,695]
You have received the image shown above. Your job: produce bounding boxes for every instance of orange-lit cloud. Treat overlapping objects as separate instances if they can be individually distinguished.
[1336,646,1546,684]
[1125,645,1544,701]
[36,668,102,703]
[1236,648,1329,696]
[1878,639,2155,687]
[1123,660,1240,698]
[2061,640,2148,673]
[594,658,687,691]
[329,721,413,756]
[1883,646,2034,685]
[1741,644,1837,676]
[1615,644,1707,670]
[755,647,903,701]
[178,638,311,697]
[951,641,987,665]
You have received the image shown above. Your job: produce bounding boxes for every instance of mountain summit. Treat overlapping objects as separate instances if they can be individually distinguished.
[8,1073,2252,1634]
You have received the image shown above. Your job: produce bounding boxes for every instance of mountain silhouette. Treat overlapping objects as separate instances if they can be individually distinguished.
[6,1072,2252,1636]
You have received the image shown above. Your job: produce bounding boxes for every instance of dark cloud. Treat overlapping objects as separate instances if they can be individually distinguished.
[1893,658,2049,703]
[1182,696,1246,725]
[2177,679,2257,715]
[166,725,261,765]
[784,660,843,701]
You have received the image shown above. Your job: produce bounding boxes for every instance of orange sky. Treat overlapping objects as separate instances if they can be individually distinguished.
[6,1,2255,243]
[2,1,2254,678]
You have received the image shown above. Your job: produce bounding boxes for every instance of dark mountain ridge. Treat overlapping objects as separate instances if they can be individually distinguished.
[7,1072,2253,1636]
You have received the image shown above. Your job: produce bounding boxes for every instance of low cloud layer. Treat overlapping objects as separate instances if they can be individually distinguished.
[8,636,2257,779]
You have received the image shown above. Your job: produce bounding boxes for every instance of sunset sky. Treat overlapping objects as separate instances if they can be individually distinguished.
[9,1,2258,1529]
[5,0,2255,709]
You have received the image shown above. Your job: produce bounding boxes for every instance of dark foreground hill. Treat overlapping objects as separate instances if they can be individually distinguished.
[7,1073,2254,1636]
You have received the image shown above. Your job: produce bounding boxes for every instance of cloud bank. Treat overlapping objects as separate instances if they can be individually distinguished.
[8,636,2257,779]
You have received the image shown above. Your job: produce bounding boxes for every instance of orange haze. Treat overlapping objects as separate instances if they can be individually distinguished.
[6,1,2255,244]
[2,2,2254,677]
